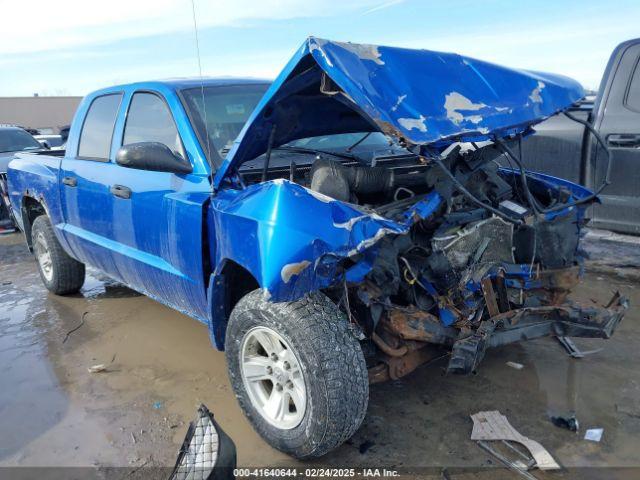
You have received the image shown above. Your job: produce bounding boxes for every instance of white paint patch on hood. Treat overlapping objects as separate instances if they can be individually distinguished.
[398,115,428,132]
[529,81,546,103]
[445,92,487,125]
[335,41,384,65]
[391,94,407,112]
[464,115,483,124]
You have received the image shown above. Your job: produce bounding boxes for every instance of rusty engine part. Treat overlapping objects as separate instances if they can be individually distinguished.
[383,308,457,345]
[366,308,453,383]
[368,345,447,384]
[366,309,451,383]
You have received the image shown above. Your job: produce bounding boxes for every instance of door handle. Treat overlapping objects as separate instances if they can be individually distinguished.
[607,134,640,147]
[62,176,77,187]
[110,184,132,199]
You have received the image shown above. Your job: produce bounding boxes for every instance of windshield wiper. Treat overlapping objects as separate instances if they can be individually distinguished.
[346,132,371,152]
[273,145,357,161]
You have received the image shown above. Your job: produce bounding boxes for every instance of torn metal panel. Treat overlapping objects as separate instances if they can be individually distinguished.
[471,410,560,471]
[214,37,584,188]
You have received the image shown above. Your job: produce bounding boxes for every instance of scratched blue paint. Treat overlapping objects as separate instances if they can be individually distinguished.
[215,37,584,187]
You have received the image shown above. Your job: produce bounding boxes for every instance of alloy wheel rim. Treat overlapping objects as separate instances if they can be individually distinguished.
[34,231,53,282]
[240,326,306,430]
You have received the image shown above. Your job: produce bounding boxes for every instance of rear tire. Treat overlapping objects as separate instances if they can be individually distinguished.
[225,289,369,458]
[32,215,85,295]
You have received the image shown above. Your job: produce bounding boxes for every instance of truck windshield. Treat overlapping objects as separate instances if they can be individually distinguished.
[0,129,42,153]
[181,84,269,158]
[283,132,392,152]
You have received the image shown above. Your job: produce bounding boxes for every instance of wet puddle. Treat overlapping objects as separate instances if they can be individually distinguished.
[0,237,124,466]
[0,285,69,460]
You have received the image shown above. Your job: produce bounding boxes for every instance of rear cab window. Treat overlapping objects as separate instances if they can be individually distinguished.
[77,93,122,161]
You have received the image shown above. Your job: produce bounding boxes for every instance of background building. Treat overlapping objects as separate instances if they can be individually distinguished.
[0,96,82,133]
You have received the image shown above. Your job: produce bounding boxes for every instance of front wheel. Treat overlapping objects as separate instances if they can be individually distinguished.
[32,215,85,295]
[225,290,369,459]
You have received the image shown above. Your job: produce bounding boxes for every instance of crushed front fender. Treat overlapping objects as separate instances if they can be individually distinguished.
[446,292,628,374]
[209,179,443,302]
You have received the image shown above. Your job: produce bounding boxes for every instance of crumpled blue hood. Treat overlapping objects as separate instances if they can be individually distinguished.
[214,37,584,188]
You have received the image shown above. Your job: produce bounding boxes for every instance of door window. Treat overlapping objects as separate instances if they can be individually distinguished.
[77,93,122,160]
[626,57,640,112]
[123,92,184,158]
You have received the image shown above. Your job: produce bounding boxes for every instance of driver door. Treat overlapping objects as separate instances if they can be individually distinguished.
[109,90,211,320]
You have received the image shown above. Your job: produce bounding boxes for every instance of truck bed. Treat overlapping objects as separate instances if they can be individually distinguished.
[6,151,65,234]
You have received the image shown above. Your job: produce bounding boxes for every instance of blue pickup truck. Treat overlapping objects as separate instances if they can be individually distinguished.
[7,38,627,458]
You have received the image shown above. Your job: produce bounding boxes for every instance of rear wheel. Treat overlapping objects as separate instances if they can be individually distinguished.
[32,215,85,295]
[225,289,369,458]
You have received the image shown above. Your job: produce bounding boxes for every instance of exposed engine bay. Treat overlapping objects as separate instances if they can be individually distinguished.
[206,38,628,385]
[238,139,627,382]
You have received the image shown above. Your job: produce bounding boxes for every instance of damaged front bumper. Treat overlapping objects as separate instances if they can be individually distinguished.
[447,291,628,374]
[379,291,628,377]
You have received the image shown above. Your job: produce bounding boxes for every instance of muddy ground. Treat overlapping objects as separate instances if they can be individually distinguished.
[1,230,639,479]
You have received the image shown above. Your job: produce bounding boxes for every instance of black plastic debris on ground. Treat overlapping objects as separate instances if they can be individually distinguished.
[169,404,236,480]
[550,414,579,432]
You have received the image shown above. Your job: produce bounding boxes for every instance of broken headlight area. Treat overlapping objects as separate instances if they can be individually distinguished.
[296,143,629,380]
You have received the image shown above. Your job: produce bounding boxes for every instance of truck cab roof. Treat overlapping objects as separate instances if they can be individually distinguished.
[89,77,271,97]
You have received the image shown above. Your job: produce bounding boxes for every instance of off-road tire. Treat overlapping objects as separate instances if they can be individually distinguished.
[32,215,85,295]
[225,289,369,458]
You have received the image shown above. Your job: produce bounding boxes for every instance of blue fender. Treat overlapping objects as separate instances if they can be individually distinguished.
[208,179,442,303]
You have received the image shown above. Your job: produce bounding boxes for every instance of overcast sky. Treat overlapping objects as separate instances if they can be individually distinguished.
[1,0,638,96]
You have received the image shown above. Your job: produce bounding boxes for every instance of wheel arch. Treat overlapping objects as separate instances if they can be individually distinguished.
[20,194,48,251]
[207,258,260,350]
